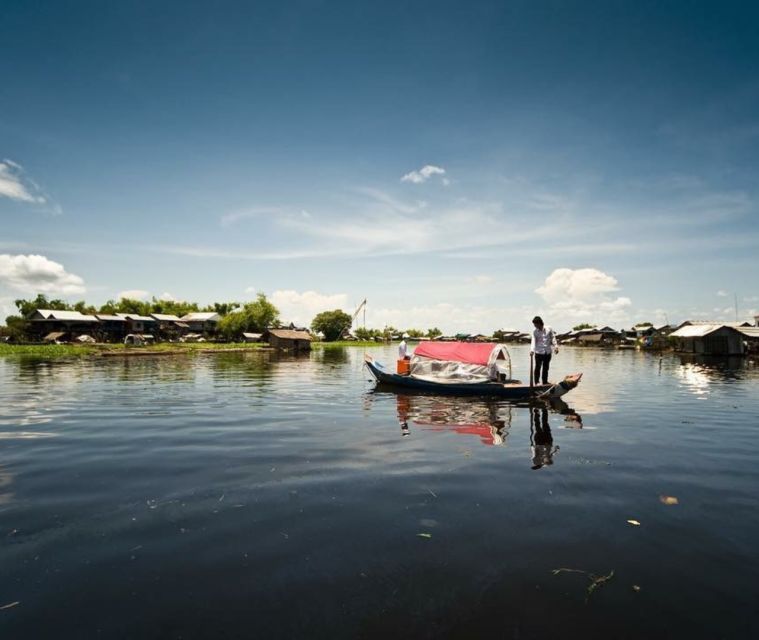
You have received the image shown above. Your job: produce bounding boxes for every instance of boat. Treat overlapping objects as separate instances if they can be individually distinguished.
[364,342,582,400]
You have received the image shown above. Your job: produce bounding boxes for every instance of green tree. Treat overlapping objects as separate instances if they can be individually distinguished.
[355,327,381,341]
[149,298,199,317]
[218,294,280,340]
[311,309,352,341]
[405,328,425,338]
[573,323,595,331]
[15,294,71,318]
[1,315,29,341]
[73,300,97,315]
[426,327,442,339]
[203,301,240,316]
[115,298,151,316]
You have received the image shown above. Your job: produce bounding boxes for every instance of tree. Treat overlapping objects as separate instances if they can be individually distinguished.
[149,298,199,318]
[15,294,70,318]
[217,294,279,340]
[427,327,442,339]
[311,309,352,341]
[203,302,240,316]
[1,315,28,341]
[405,328,425,338]
[115,297,151,316]
[73,301,97,315]
[573,323,595,331]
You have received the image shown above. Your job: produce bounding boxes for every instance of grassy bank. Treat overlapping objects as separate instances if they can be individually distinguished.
[311,341,379,348]
[0,342,268,359]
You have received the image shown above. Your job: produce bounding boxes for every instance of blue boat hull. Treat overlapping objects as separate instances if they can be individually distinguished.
[365,357,555,399]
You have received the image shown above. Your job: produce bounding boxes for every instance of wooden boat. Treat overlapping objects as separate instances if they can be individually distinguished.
[365,353,582,399]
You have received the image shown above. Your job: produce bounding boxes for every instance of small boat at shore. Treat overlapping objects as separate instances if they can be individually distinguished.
[365,342,582,400]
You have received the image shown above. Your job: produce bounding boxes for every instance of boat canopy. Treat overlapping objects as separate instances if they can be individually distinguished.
[410,342,511,384]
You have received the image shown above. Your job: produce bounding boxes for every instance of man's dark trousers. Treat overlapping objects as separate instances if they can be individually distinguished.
[534,353,551,384]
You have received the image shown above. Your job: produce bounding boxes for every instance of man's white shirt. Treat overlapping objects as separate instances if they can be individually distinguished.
[531,327,557,354]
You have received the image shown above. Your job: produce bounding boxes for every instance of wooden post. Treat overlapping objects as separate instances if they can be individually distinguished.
[529,352,534,391]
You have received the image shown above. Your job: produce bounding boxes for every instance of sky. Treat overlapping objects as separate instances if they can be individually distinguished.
[1,0,758,333]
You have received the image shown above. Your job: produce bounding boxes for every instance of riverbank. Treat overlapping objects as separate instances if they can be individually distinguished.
[0,342,269,359]
[0,340,381,359]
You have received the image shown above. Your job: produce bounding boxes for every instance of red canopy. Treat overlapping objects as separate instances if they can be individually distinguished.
[413,342,498,366]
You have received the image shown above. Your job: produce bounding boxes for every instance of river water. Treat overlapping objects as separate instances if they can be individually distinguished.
[1,345,758,639]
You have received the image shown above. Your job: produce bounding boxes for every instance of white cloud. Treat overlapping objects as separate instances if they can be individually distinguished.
[536,268,632,325]
[0,254,85,295]
[158,292,176,301]
[401,164,446,184]
[270,290,349,327]
[118,289,150,300]
[717,290,729,297]
[472,275,494,285]
[245,286,257,294]
[0,160,46,204]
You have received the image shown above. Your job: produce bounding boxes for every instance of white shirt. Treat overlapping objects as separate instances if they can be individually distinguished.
[398,340,408,359]
[531,326,557,354]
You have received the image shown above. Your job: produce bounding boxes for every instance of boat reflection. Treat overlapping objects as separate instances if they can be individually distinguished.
[396,393,513,445]
[392,393,583,453]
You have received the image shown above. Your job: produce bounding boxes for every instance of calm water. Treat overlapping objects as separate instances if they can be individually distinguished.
[1,345,758,639]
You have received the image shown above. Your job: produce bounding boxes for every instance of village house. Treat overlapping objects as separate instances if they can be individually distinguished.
[262,329,312,352]
[670,322,752,356]
[94,314,128,342]
[29,309,99,342]
[150,314,190,340]
[116,313,157,335]
[180,312,220,334]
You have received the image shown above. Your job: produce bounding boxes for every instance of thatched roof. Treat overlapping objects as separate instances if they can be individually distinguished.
[265,329,312,341]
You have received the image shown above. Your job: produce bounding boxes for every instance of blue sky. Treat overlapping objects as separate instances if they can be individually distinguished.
[1,0,758,332]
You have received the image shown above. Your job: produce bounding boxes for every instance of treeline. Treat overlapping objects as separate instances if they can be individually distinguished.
[1,294,446,343]
[2,293,280,342]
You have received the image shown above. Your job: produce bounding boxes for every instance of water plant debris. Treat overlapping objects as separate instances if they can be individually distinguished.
[552,568,615,603]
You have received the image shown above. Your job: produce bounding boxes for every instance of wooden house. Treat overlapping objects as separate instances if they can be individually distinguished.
[670,324,745,356]
[263,329,312,351]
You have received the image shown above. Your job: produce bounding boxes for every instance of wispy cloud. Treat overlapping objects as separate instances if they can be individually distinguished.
[220,207,282,228]
[0,160,61,214]
[401,164,447,185]
[0,254,85,294]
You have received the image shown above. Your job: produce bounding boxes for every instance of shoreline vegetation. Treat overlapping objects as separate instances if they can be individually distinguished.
[0,340,381,359]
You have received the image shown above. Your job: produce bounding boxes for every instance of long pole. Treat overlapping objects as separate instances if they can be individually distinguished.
[529,353,534,390]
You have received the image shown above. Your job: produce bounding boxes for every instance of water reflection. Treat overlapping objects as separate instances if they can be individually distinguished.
[530,406,557,469]
[395,393,513,446]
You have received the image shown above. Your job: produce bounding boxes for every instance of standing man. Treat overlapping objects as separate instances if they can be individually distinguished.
[530,316,558,385]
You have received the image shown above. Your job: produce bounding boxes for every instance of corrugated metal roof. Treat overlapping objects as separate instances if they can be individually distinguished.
[151,313,182,321]
[96,314,126,321]
[181,312,220,321]
[116,313,155,322]
[736,327,759,338]
[35,309,98,322]
[671,324,728,338]
[266,329,313,340]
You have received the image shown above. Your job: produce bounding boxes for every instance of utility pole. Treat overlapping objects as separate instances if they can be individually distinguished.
[735,293,739,322]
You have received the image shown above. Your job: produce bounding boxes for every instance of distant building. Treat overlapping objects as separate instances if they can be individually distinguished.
[670,324,745,355]
[116,313,157,335]
[242,332,262,343]
[95,314,127,342]
[150,314,189,339]
[263,329,312,351]
[29,309,98,341]
[180,312,220,334]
